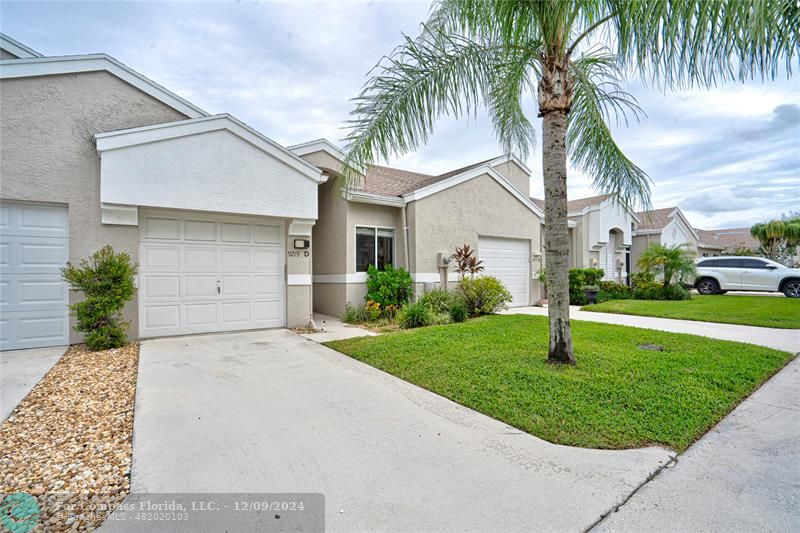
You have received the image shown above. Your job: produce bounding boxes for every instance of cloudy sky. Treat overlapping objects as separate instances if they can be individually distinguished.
[3,1,798,229]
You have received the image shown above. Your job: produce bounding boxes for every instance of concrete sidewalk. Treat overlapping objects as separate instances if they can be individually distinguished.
[125,329,673,532]
[594,357,800,532]
[504,306,799,352]
[1,345,66,420]
[298,313,377,343]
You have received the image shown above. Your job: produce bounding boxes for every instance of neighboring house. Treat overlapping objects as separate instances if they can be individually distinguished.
[631,207,725,269]
[289,140,545,317]
[695,227,760,255]
[531,194,638,283]
[0,34,321,350]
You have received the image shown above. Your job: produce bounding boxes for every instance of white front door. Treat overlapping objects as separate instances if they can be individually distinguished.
[139,210,285,338]
[604,232,617,281]
[478,236,529,307]
[0,201,69,350]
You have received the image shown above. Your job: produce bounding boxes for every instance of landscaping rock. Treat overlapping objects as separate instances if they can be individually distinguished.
[0,344,139,532]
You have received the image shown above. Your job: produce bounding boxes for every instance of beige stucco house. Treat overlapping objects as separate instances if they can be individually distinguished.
[0,34,321,349]
[289,140,545,317]
[531,194,638,284]
[631,207,725,269]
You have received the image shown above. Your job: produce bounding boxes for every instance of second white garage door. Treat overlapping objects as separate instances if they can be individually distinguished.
[139,210,284,338]
[478,236,530,307]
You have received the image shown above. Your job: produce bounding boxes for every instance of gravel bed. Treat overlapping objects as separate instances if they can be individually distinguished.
[1,343,139,532]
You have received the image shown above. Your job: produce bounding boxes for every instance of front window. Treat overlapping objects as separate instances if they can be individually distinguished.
[356,226,394,272]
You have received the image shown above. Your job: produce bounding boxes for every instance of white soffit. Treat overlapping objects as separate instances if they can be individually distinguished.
[0,33,44,58]
[288,138,348,161]
[0,54,207,118]
[96,114,323,182]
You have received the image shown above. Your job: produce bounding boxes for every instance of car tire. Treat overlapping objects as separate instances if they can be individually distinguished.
[696,278,720,295]
[783,280,800,298]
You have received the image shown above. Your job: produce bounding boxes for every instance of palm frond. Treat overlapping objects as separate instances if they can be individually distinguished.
[341,27,496,187]
[612,0,800,88]
[568,51,652,209]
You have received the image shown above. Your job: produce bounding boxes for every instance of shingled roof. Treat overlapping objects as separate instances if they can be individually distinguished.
[528,194,611,213]
[696,228,759,251]
[358,157,500,197]
[635,207,677,230]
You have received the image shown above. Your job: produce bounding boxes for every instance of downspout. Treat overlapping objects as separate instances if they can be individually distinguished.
[401,202,411,272]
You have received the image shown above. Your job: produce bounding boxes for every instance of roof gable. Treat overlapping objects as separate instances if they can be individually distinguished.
[0,54,206,118]
[96,114,323,182]
[0,33,43,59]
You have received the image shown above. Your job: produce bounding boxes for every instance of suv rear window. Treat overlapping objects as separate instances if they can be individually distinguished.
[739,259,769,269]
[716,259,741,268]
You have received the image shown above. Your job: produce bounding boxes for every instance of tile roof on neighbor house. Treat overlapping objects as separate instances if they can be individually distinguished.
[696,228,759,251]
[358,158,498,197]
[635,207,677,230]
[528,194,610,213]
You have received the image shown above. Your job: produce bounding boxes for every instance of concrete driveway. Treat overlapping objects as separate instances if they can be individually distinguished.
[128,329,672,532]
[1,346,66,420]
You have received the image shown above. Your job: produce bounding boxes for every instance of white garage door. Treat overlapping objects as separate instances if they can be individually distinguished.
[139,210,285,338]
[0,202,69,351]
[478,236,529,307]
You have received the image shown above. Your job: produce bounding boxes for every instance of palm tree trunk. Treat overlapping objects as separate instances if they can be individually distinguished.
[542,108,576,365]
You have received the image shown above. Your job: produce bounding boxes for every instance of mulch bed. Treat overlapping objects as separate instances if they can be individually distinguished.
[1,343,139,532]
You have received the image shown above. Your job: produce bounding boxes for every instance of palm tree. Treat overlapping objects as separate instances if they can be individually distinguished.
[637,243,696,287]
[342,0,798,365]
[751,216,800,263]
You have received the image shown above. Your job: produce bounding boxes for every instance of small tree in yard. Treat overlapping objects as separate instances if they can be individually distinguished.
[452,244,484,279]
[62,245,138,351]
[637,244,696,288]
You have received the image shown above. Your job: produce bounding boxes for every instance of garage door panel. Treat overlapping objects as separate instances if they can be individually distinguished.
[253,300,282,322]
[184,275,218,298]
[0,202,69,350]
[143,275,180,299]
[221,222,250,243]
[185,302,218,326]
[221,248,251,270]
[184,247,218,271]
[144,304,180,329]
[139,210,285,338]
[184,220,216,241]
[144,217,180,240]
[143,245,181,271]
[255,224,281,244]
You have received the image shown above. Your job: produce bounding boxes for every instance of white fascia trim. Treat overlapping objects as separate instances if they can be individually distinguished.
[288,138,347,161]
[0,33,44,58]
[95,114,323,183]
[343,189,405,207]
[539,219,578,228]
[0,54,207,118]
[287,274,312,286]
[403,165,545,219]
[570,196,641,222]
[489,153,532,176]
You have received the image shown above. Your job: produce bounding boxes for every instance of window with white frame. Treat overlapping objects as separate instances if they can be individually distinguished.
[356,226,394,272]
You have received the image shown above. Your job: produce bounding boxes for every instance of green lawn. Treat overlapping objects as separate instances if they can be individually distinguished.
[325,315,793,451]
[584,295,800,329]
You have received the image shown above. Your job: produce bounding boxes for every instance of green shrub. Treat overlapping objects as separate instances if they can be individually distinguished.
[568,268,605,305]
[448,303,468,323]
[457,276,512,316]
[595,281,633,303]
[61,245,138,351]
[633,282,691,301]
[342,303,369,324]
[418,287,455,314]
[365,264,412,308]
[631,271,656,289]
[397,302,434,328]
[431,313,452,326]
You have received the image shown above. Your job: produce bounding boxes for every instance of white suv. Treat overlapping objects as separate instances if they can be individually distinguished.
[694,256,800,297]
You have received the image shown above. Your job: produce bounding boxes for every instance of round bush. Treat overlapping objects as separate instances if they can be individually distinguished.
[448,303,468,322]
